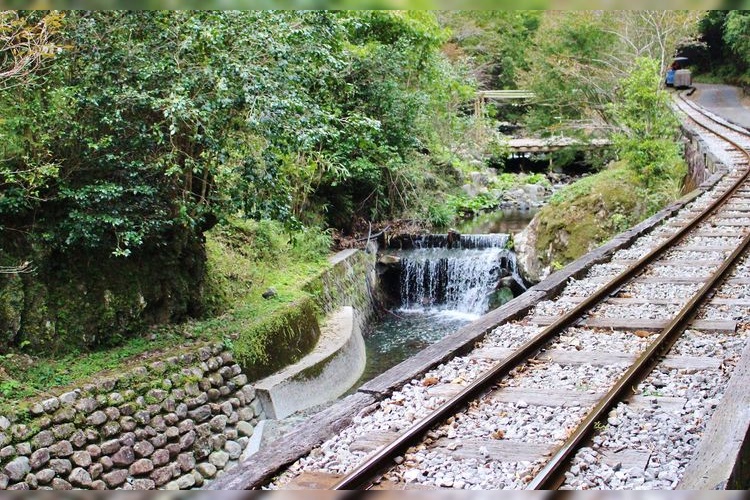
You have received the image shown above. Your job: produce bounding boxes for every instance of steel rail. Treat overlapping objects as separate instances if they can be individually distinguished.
[677,93,750,138]
[331,94,750,491]
[529,230,750,489]
[526,92,750,490]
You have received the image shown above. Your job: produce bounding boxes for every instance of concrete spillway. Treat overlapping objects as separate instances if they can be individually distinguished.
[396,233,524,317]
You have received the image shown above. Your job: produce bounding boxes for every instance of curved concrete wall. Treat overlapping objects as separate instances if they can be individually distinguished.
[254,306,366,420]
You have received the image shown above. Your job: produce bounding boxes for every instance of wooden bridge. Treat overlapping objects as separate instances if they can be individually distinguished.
[475,90,612,154]
[506,137,612,154]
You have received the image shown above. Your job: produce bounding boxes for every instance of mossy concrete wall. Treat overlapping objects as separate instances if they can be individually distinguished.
[255,306,366,419]
[248,248,379,418]
[681,123,722,190]
[0,233,206,354]
[237,246,379,382]
[306,246,380,332]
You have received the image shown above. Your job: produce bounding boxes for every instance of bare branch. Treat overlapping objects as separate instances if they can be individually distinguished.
[0,261,35,274]
[0,11,62,89]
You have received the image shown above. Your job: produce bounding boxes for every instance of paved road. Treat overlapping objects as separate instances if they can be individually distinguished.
[688,83,750,130]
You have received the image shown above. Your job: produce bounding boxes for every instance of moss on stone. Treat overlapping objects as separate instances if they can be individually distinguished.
[0,228,206,355]
[232,297,321,382]
[532,161,684,270]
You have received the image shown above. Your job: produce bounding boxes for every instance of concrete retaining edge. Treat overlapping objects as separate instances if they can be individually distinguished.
[255,306,366,420]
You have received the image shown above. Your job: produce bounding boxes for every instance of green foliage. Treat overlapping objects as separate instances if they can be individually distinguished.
[522,11,701,134]
[2,10,475,252]
[314,11,476,228]
[438,11,541,90]
[426,202,456,228]
[0,379,22,399]
[447,192,497,219]
[548,171,598,205]
[522,12,617,131]
[443,172,552,221]
[723,11,750,68]
[524,173,550,187]
[608,58,684,187]
[491,173,522,191]
[538,164,643,265]
[0,10,477,356]
[202,218,330,315]
[690,11,750,87]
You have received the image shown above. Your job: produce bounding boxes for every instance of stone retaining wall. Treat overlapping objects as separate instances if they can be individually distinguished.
[682,123,722,189]
[0,342,264,490]
[0,247,379,491]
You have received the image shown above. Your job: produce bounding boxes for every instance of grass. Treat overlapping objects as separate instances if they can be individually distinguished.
[0,218,332,413]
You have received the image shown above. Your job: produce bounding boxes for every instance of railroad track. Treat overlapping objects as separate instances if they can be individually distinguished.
[268,94,750,491]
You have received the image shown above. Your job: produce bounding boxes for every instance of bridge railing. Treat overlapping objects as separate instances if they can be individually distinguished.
[474,89,535,117]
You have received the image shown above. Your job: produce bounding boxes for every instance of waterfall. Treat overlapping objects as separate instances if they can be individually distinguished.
[397,233,524,317]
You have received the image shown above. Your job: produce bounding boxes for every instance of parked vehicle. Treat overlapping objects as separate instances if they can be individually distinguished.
[666,57,691,89]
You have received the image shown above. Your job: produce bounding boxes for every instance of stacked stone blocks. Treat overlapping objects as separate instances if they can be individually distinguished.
[0,342,264,490]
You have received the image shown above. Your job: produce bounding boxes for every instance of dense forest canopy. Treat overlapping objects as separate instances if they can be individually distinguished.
[0,11,475,260]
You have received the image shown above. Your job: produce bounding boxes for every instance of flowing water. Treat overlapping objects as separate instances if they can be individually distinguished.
[358,232,525,385]
[398,234,522,315]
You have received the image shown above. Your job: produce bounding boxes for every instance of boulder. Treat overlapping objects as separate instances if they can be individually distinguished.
[133,478,155,490]
[31,430,55,449]
[134,440,154,458]
[91,479,107,490]
[196,462,217,478]
[225,441,242,460]
[49,458,72,475]
[71,450,92,468]
[187,405,212,423]
[129,458,154,476]
[51,478,72,490]
[29,448,50,470]
[86,411,107,427]
[150,466,173,487]
[35,469,55,485]
[176,473,196,489]
[102,468,129,488]
[208,450,229,469]
[111,446,135,467]
[176,452,195,472]
[237,421,254,437]
[100,439,120,455]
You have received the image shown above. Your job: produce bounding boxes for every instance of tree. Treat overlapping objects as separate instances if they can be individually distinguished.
[522,11,702,133]
[437,11,541,90]
[1,10,474,253]
[723,11,750,68]
[608,57,683,185]
[0,11,63,274]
